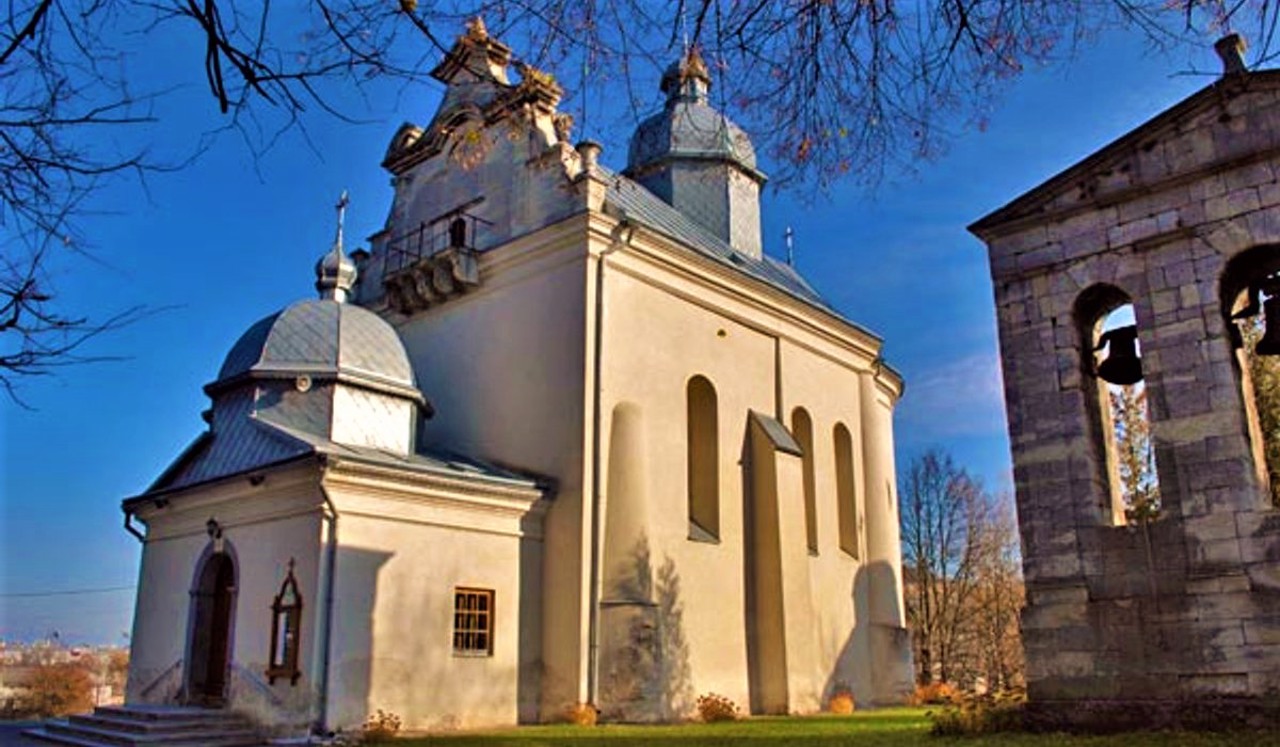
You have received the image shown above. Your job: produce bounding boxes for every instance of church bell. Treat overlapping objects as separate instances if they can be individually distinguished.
[1096,324,1144,386]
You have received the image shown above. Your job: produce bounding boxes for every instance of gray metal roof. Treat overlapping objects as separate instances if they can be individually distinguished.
[748,410,803,456]
[213,299,415,391]
[147,390,311,492]
[262,419,543,487]
[628,100,759,177]
[143,408,544,496]
[603,169,836,312]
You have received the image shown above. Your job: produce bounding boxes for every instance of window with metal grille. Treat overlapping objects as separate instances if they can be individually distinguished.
[452,588,494,656]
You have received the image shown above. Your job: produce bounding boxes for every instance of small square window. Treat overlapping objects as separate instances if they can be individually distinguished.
[452,588,494,656]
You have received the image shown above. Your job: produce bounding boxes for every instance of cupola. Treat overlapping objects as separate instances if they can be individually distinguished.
[205,195,430,456]
[625,48,767,258]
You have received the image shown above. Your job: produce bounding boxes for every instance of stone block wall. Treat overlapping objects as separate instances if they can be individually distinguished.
[971,72,1280,728]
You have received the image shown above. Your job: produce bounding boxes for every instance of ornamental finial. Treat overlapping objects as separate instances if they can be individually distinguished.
[316,190,357,303]
[660,45,711,101]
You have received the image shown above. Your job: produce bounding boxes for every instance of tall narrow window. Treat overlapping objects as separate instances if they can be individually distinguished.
[1078,286,1161,525]
[266,559,302,685]
[834,422,859,558]
[453,588,494,656]
[687,375,720,540]
[792,408,818,554]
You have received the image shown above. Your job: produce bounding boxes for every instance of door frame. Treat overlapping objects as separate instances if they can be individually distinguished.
[183,540,239,706]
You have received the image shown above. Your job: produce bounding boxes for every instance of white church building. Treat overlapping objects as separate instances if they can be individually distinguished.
[120,19,914,736]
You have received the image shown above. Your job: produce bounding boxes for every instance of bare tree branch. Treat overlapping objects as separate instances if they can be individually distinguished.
[0,0,1264,401]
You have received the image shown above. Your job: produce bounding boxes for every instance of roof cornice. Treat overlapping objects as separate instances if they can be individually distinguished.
[970,71,1280,238]
[204,367,430,410]
[320,455,550,537]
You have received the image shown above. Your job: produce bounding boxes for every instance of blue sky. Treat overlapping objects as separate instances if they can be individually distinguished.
[0,23,1221,644]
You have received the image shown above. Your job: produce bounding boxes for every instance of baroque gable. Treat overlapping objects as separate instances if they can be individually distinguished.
[357,23,587,312]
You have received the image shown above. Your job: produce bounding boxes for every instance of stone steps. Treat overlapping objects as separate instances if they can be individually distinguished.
[24,705,265,747]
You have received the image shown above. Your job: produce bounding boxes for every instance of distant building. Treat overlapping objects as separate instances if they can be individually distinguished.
[121,20,912,736]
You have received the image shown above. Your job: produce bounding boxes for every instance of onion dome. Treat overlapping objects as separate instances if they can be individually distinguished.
[624,48,766,258]
[316,190,358,303]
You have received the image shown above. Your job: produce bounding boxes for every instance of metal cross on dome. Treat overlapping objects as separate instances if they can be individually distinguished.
[333,190,349,251]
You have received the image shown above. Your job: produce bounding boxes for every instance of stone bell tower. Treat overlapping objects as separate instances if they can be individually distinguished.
[971,36,1280,730]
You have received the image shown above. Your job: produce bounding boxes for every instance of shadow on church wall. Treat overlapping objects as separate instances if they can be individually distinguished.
[329,545,389,730]
[517,535,543,723]
[822,560,913,707]
[598,537,694,722]
[332,540,537,731]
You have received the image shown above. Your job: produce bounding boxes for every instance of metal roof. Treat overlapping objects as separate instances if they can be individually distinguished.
[627,51,761,179]
[144,407,543,496]
[146,390,311,492]
[212,298,416,392]
[628,99,760,177]
[603,169,835,311]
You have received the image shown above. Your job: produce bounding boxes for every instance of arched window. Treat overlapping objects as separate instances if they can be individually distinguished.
[687,375,720,540]
[1221,247,1280,506]
[1077,285,1161,524]
[834,422,859,558]
[792,408,818,554]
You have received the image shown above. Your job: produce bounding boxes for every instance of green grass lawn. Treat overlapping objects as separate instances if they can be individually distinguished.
[393,707,1280,746]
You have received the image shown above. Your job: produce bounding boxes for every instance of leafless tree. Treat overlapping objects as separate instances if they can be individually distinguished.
[1109,383,1161,522]
[901,449,1023,691]
[2,1,1270,398]
[965,497,1024,692]
[1240,310,1280,505]
[901,449,985,685]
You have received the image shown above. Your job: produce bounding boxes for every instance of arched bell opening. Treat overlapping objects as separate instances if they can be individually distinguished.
[1075,285,1161,526]
[1221,246,1280,507]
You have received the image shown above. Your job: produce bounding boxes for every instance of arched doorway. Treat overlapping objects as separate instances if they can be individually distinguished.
[186,551,236,705]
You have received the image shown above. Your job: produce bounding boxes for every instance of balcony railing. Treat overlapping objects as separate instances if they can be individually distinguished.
[381,201,491,313]
[383,201,491,276]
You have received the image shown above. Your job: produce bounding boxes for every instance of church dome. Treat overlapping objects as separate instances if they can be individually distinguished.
[627,49,760,178]
[208,192,422,403]
[211,299,418,397]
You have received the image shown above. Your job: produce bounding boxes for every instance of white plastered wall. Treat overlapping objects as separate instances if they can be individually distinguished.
[594,222,906,714]
[777,338,874,703]
[322,479,543,731]
[597,255,773,712]
[393,229,590,718]
[126,473,325,729]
